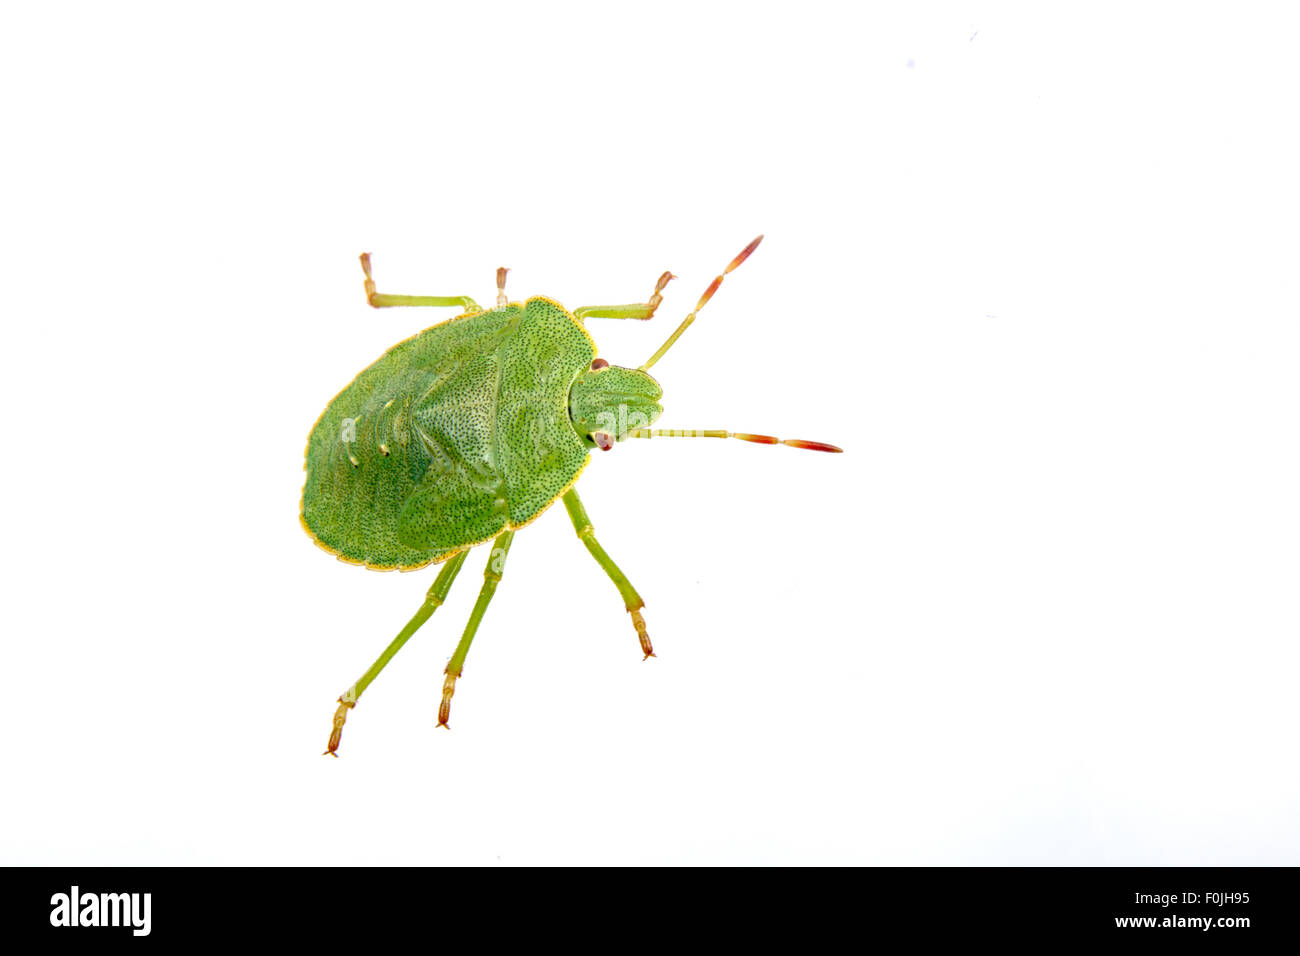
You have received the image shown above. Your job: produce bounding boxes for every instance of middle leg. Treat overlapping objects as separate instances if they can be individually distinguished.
[439,530,515,728]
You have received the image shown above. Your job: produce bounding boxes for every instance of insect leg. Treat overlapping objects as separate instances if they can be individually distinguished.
[573,271,676,321]
[560,488,654,659]
[496,266,509,308]
[324,550,469,756]
[439,530,515,728]
[359,253,482,313]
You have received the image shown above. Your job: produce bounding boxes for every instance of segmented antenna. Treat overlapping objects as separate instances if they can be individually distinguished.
[625,429,842,453]
[640,235,764,371]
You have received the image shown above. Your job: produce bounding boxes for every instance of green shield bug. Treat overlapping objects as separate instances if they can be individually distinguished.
[302,236,842,755]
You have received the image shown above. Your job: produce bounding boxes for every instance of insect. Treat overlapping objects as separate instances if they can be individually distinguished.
[301,236,842,755]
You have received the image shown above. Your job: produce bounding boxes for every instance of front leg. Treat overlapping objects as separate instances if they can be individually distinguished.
[573,271,675,322]
[561,488,653,659]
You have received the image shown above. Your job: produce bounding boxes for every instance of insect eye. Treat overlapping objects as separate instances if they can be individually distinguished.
[592,431,614,451]
[590,358,609,371]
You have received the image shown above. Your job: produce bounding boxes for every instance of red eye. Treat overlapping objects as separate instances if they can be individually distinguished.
[590,358,609,370]
[592,431,614,451]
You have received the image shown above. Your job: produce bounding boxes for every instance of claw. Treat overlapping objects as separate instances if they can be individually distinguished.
[359,253,378,308]
[496,267,510,308]
[646,271,676,318]
[630,608,655,659]
[438,670,457,728]
[324,697,355,757]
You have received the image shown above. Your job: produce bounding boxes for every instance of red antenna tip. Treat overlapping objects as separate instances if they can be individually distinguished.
[727,235,764,273]
[783,439,843,453]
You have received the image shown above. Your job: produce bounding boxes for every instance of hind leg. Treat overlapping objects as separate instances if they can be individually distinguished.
[324,550,469,756]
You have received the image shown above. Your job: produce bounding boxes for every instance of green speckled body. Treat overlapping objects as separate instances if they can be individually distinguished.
[302,298,596,570]
[308,237,843,754]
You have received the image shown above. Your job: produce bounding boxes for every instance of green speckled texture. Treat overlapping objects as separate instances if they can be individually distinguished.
[302,298,594,569]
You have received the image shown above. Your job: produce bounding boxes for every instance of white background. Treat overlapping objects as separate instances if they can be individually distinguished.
[2,3,1298,866]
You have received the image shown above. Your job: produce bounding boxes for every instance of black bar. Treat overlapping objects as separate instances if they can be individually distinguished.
[2,866,1294,944]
